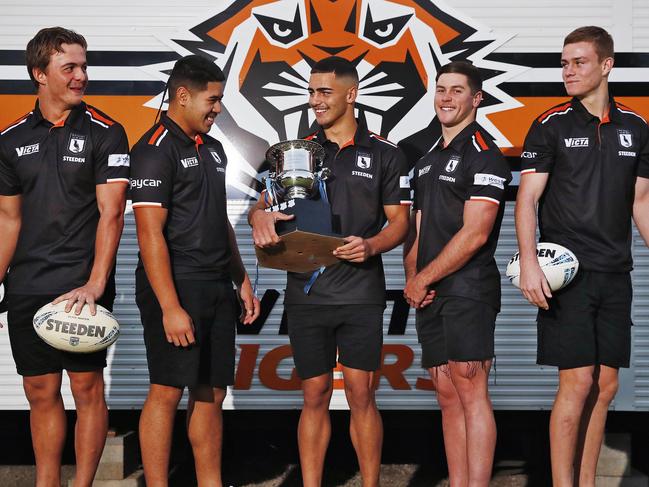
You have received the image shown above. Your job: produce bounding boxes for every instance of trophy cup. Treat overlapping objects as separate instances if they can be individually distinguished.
[254,139,344,273]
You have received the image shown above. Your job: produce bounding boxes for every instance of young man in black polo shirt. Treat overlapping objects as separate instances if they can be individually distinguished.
[131,55,259,486]
[516,26,649,486]
[0,27,129,487]
[249,56,410,487]
[403,61,510,486]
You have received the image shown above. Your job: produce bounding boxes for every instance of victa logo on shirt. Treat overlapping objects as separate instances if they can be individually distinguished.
[564,137,589,148]
[15,143,39,157]
[180,157,199,168]
[418,165,431,177]
[130,179,162,190]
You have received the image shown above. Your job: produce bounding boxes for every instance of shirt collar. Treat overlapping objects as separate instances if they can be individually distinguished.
[434,120,480,153]
[161,112,204,147]
[313,118,373,149]
[570,95,620,123]
[30,100,86,131]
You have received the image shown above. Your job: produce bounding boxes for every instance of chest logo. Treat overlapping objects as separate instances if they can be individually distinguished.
[209,150,222,164]
[356,153,372,170]
[15,143,39,157]
[181,157,199,168]
[445,156,460,173]
[418,165,431,177]
[68,134,86,154]
[618,131,633,148]
[564,137,589,148]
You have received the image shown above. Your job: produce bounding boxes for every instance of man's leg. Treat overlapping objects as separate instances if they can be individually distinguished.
[139,384,184,487]
[429,365,468,487]
[68,371,108,487]
[186,386,226,487]
[449,360,495,487]
[573,365,619,487]
[342,366,382,487]
[299,372,334,487]
[549,365,595,487]
[23,372,66,487]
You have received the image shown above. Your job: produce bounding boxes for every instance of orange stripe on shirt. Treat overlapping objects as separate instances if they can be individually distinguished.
[148,125,165,145]
[87,106,115,126]
[537,102,572,123]
[474,131,489,151]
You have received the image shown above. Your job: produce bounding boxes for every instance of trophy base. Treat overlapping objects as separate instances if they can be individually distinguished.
[255,198,344,273]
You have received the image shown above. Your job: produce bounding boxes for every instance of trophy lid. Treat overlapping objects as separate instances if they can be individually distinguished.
[265,139,326,171]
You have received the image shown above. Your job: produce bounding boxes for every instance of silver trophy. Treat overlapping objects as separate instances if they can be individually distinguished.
[256,139,343,273]
[265,139,330,200]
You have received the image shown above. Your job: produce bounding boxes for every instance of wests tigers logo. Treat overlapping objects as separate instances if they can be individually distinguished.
[154,0,523,197]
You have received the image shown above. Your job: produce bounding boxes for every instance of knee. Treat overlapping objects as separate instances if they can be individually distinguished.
[302,381,332,410]
[147,384,183,409]
[449,362,490,404]
[597,377,619,404]
[344,383,374,411]
[23,377,61,408]
[561,373,595,401]
[70,375,105,408]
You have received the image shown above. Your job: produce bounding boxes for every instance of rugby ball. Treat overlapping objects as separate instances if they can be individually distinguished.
[33,301,120,353]
[506,242,579,292]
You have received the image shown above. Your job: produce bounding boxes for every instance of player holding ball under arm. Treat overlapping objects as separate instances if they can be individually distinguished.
[515,26,649,486]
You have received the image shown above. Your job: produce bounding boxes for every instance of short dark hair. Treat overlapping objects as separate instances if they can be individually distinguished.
[435,61,482,94]
[564,26,614,61]
[168,55,225,101]
[26,27,87,88]
[311,56,359,84]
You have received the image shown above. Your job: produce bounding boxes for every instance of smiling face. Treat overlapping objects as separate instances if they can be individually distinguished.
[181,81,224,137]
[561,41,613,98]
[34,43,88,108]
[434,72,481,130]
[307,72,357,130]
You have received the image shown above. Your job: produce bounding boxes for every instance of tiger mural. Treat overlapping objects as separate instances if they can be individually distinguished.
[155,0,524,197]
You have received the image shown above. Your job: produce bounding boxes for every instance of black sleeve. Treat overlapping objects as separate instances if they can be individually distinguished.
[130,143,174,208]
[93,123,130,184]
[465,147,511,205]
[521,120,556,174]
[381,147,411,206]
[637,121,649,179]
[0,137,21,195]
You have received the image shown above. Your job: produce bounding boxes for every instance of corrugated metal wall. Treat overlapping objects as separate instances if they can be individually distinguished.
[0,0,648,410]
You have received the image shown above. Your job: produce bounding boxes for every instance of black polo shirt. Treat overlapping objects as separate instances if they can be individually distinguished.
[522,97,649,272]
[130,113,231,283]
[412,121,510,309]
[284,119,411,305]
[0,101,129,295]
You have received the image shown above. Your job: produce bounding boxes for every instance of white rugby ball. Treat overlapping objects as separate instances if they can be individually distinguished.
[33,301,120,353]
[506,242,579,292]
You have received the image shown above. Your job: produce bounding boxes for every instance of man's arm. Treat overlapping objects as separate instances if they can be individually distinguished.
[248,192,294,248]
[404,200,499,308]
[514,172,552,310]
[0,195,21,283]
[53,182,127,315]
[333,204,409,262]
[227,221,260,325]
[633,176,649,246]
[403,209,435,308]
[134,206,195,348]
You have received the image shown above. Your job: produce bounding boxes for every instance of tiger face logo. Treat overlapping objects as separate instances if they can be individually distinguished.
[154,0,524,197]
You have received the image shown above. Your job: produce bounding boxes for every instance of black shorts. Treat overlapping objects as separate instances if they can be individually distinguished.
[416,296,497,369]
[136,279,236,389]
[286,304,384,380]
[537,271,632,369]
[7,293,114,377]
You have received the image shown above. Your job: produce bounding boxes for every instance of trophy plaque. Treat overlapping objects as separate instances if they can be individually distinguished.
[255,139,344,273]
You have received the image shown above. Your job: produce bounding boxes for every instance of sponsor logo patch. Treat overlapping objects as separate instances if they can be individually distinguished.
[400,176,410,189]
[108,154,130,167]
[181,157,199,168]
[130,179,162,189]
[521,151,537,159]
[564,137,589,148]
[418,165,431,177]
[15,143,39,157]
[473,173,506,190]
[68,134,86,154]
